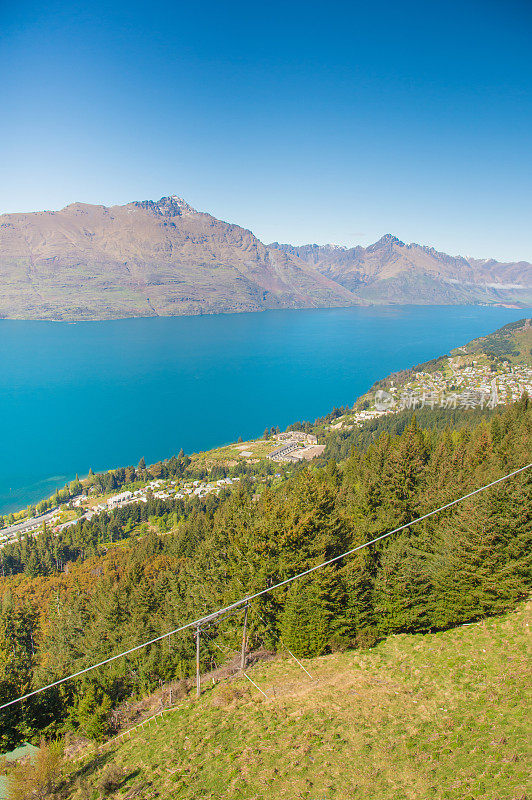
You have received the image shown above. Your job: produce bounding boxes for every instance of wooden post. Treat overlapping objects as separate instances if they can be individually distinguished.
[241,603,249,670]
[195,625,201,698]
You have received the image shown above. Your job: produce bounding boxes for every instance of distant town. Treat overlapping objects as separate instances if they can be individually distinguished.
[0,431,327,550]
[331,355,532,430]
[0,475,246,549]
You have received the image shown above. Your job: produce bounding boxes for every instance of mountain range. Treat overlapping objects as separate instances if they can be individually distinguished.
[0,196,530,320]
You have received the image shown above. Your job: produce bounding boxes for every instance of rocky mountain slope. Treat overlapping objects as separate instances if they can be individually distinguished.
[270,235,532,306]
[0,196,530,319]
[0,197,355,320]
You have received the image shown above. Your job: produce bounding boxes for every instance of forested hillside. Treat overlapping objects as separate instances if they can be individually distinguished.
[0,397,530,750]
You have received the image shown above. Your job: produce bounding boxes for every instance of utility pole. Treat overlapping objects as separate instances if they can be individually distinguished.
[195,625,201,698]
[240,603,249,670]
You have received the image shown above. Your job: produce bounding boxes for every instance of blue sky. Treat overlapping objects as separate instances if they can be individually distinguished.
[1,0,531,261]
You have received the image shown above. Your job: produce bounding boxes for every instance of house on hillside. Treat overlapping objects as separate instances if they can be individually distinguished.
[107,490,133,507]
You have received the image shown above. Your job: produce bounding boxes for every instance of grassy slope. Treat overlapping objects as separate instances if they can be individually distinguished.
[69,602,531,800]
[453,319,532,367]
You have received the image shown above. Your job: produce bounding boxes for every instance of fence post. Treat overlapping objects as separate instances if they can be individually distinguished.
[196,625,201,698]
[241,603,249,670]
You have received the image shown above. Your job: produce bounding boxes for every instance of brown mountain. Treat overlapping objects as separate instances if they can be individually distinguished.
[0,196,356,320]
[0,197,530,320]
[270,235,532,307]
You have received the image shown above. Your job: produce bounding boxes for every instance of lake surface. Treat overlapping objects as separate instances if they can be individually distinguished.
[0,305,530,514]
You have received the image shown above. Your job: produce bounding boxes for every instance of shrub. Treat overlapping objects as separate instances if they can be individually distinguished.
[98,763,125,795]
[355,626,380,650]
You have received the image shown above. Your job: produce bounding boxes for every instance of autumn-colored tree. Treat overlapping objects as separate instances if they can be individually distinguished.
[7,739,63,800]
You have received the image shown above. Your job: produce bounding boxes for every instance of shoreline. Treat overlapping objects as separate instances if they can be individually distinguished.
[0,297,529,324]
[2,305,530,516]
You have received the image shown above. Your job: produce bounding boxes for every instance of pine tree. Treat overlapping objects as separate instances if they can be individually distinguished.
[428,472,532,628]
[74,685,112,741]
[280,577,331,657]
[381,416,427,523]
[373,526,432,634]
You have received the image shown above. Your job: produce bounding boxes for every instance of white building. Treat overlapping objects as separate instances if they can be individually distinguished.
[107,490,133,507]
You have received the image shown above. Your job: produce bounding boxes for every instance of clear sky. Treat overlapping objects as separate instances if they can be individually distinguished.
[1,0,531,261]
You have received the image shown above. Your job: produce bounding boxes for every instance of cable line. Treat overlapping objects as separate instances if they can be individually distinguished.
[1,462,530,712]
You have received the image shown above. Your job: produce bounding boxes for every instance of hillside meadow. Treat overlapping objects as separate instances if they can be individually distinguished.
[24,600,530,800]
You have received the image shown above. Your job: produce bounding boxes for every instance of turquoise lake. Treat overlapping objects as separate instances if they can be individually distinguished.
[0,305,530,514]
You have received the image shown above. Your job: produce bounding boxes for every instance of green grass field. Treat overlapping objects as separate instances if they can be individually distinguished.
[188,437,279,470]
[66,601,531,800]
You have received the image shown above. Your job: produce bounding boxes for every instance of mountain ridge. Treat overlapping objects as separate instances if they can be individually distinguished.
[0,196,530,320]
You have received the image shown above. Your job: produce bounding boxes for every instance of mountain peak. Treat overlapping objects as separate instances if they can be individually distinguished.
[133,196,196,217]
[366,234,404,252]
